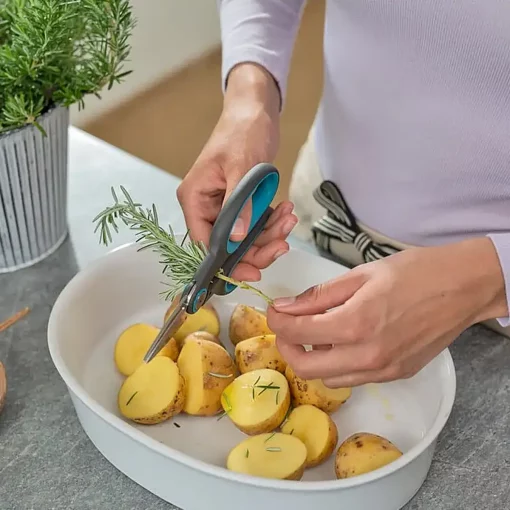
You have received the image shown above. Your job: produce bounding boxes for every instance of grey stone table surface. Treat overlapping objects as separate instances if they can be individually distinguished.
[0,128,509,510]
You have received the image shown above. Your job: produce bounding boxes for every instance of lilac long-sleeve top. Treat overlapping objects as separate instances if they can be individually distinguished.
[217,0,510,322]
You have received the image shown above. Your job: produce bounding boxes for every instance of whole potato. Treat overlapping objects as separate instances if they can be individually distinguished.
[235,334,287,374]
[229,305,272,345]
[285,366,351,414]
[335,432,403,479]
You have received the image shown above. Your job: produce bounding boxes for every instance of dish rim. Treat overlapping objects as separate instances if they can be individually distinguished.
[47,242,457,492]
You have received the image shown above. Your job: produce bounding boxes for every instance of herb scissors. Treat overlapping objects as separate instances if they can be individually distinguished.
[143,162,280,363]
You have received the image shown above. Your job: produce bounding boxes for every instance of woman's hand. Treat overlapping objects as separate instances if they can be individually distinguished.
[267,238,507,387]
[177,63,297,282]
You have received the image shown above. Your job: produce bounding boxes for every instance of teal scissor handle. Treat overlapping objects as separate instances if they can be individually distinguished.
[187,163,279,312]
[214,162,279,254]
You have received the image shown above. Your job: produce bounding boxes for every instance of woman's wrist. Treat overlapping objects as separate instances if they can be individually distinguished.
[224,63,281,120]
[454,237,508,322]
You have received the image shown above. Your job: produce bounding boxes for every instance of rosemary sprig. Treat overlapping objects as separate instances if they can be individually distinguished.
[93,187,274,304]
[266,447,281,452]
[245,449,249,458]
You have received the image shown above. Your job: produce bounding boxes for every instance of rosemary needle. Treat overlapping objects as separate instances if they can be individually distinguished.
[208,372,233,379]
[264,432,276,443]
[126,391,138,406]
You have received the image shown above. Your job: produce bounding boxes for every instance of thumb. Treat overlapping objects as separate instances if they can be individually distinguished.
[272,270,366,315]
[224,170,252,241]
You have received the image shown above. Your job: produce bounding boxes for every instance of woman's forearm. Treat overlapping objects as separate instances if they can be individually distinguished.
[217,0,306,109]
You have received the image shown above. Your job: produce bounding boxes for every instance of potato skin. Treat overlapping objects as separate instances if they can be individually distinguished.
[229,305,272,346]
[165,296,220,347]
[235,334,287,374]
[335,432,403,479]
[285,366,351,414]
[179,339,236,416]
[183,331,221,346]
[285,463,306,481]
[128,374,186,425]
[164,337,180,362]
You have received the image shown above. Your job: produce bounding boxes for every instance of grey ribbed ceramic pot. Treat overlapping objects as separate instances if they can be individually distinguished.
[0,106,69,273]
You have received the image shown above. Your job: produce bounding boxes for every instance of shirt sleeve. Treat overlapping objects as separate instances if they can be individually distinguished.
[487,233,510,325]
[217,0,306,108]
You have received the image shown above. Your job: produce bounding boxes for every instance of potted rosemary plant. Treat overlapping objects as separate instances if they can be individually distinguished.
[0,0,134,272]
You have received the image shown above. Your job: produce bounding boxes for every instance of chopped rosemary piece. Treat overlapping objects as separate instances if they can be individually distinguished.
[173,422,181,428]
[283,405,293,424]
[217,411,228,421]
[265,447,281,452]
[289,429,294,435]
[245,449,250,458]
[93,187,274,303]
[126,391,138,406]
[276,390,280,405]
[208,372,233,379]
[256,382,280,396]
[264,432,276,443]
[222,392,232,411]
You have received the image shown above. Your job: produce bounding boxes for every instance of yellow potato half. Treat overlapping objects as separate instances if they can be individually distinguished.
[285,366,352,414]
[229,305,273,346]
[221,368,290,435]
[281,405,338,467]
[235,334,287,374]
[227,432,307,481]
[335,432,403,479]
[178,339,235,416]
[164,297,220,348]
[114,323,179,376]
[118,356,185,424]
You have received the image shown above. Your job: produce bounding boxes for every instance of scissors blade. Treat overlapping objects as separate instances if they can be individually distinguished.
[143,303,187,363]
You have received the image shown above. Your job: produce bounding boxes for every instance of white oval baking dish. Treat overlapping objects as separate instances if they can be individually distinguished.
[47,242,456,510]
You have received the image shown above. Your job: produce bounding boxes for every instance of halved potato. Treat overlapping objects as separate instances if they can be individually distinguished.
[182,331,221,346]
[285,366,352,414]
[281,404,338,467]
[227,432,307,480]
[118,356,185,424]
[229,305,273,345]
[221,368,290,435]
[114,323,179,376]
[335,432,403,479]
[177,338,235,416]
[164,295,220,347]
[235,334,287,374]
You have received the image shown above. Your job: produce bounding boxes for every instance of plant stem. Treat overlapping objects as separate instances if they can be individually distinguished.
[216,273,274,305]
